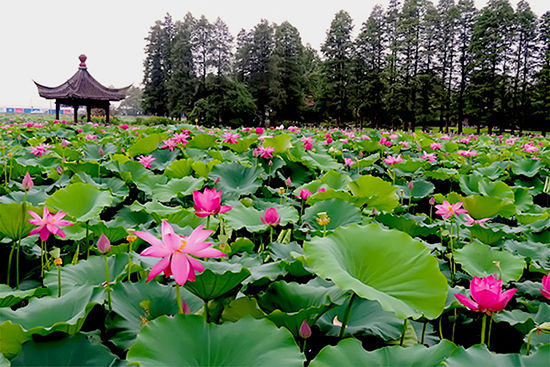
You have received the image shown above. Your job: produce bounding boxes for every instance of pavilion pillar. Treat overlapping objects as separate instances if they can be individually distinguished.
[55,101,60,120]
[86,105,91,122]
[105,102,110,124]
[73,104,78,123]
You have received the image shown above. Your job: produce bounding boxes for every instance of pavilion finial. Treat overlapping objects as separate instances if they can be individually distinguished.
[79,54,87,69]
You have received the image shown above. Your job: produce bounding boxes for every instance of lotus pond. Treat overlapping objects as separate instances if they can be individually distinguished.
[0,116,549,366]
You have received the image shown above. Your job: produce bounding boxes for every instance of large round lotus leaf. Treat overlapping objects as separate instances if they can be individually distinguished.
[316,297,402,340]
[127,133,168,156]
[208,162,262,200]
[0,203,36,240]
[511,157,542,177]
[107,281,203,349]
[0,287,98,337]
[127,315,304,366]
[10,334,118,367]
[462,195,516,218]
[45,182,113,222]
[187,133,218,149]
[303,199,362,231]
[444,344,550,367]
[164,158,194,178]
[454,241,525,282]
[184,261,251,301]
[0,321,28,359]
[290,147,342,171]
[44,254,130,296]
[310,339,458,367]
[224,203,298,232]
[348,175,399,212]
[303,224,448,319]
[399,179,435,200]
[0,285,48,308]
[223,136,257,153]
[262,134,292,153]
[151,177,204,203]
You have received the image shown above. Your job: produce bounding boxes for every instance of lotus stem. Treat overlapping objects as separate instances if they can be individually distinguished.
[15,239,21,289]
[7,242,15,286]
[338,293,357,339]
[176,284,184,314]
[438,316,444,340]
[421,320,427,345]
[452,308,457,343]
[487,314,493,349]
[400,319,408,346]
[40,240,46,277]
[480,314,487,345]
[206,216,210,231]
[525,327,536,355]
[127,241,132,282]
[299,199,304,224]
[103,255,112,312]
[269,226,273,245]
[57,264,62,297]
[16,199,26,289]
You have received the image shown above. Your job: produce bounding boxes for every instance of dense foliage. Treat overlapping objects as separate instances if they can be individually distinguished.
[142,1,549,134]
[0,115,549,365]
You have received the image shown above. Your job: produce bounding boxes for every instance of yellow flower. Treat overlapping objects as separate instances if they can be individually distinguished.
[316,212,331,226]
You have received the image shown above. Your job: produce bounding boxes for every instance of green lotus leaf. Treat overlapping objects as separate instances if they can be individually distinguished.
[184,261,251,301]
[0,203,36,240]
[0,285,48,308]
[290,147,341,171]
[310,339,458,367]
[151,177,204,202]
[0,287,99,338]
[348,175,399,212]
[462,195,516,219]
[224,202,298,232]
[303,224,448,319]
[191,159,221,178]
[257,279,345,337]
[10,333,118,367]
[0,321,29,359]
[221,296,266,322]
[186,133,218,149]
[454,241,526,282]
[317,297,403,339]
[444,344,550,367]
[376,213,438,238]
[208,162,262,200]
[223,136,257,153]
[0,353,8,367]
[127,315,304,366]
[303,199,362,231]
[502,240,550,270]
[399,179,435,200]
[511,157,542,177]
[45,182,113,222]
[164,158,194,178]
[423,168,459,181]
[44,254,130,296]
[316,170,352,191]
[262,134,292,153]
[127,133,168,156]
[107,281,203,349]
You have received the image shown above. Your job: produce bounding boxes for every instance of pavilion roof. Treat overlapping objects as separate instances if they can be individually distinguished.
[34,55,131,101]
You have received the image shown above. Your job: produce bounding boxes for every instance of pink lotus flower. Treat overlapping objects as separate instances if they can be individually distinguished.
[430,142,442,150]
[161,139,178,151]
[255,127,264,135]
[522,143,539,153]
[463,214,490,228]
[254,146,275,158]
[457,149,478,157]
[541,271,550,300]
[299,320,312,339]
[172,132,189,145]
[301,136,314,151]
[344,158,354,166]
[260,208,281,227]
[30,143,51,157]
[137,155,156,169]
[28,207,73,241]
[379,137,392,147]
[137,221,225,285]
[435,200,468,219]
[455,275,517,315]
[384,155,403,165]
[222,132,239,144]
[193,188,232,217]
[22,172,34,191]
[96,233,111,254]
[296,189,313,200]
[118,123,129,130]
[421,151,436,162]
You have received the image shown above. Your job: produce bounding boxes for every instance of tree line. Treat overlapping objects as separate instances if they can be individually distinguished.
[141,0,549,133]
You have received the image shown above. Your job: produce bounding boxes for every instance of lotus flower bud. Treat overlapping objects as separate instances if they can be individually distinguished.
[98,147,105,156]
[22,172,34,191]
[260,208,281,227]
[54,257,63,266]
[97,233,111,254]
[56,166,63,175]
[299,320,312,339]
[408,181,414,190]
[285,177,292,186]
[429,197,436,206]
[182,300,191,314]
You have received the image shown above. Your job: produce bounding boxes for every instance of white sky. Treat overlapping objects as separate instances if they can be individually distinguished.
[0,0,547,108]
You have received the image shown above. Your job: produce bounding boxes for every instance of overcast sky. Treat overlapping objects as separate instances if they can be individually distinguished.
[0,0,547,108]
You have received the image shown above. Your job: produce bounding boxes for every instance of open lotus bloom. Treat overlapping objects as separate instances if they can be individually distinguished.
[541,271,550,300]
[260,207,281,227]
[435,200,468,219]
[455,275,517,315]
[136,220,225,286]
[193,188,232,217]
[28,207,73,241]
